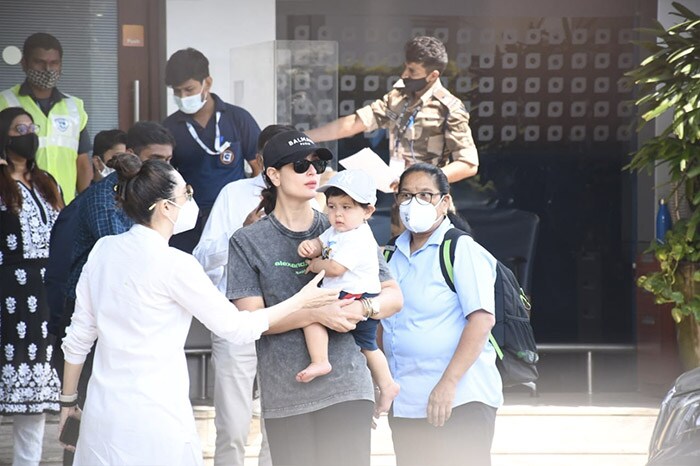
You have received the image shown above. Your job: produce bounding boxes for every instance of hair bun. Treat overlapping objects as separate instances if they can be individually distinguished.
[108,152,142,181]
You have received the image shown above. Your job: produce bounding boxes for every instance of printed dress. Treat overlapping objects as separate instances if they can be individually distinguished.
[0,181,60,414]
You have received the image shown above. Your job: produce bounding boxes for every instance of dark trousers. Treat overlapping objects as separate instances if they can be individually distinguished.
[389,402,497,466]
[51,299,95,466]
[264,400,373,466]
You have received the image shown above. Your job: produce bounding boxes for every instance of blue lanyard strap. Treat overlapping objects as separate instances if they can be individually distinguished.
[394,101,420,161]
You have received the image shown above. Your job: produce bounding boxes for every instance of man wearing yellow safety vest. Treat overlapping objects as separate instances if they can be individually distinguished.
[0,33,91,204]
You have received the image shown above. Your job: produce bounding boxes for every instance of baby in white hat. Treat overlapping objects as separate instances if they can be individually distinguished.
[297,169,400,417]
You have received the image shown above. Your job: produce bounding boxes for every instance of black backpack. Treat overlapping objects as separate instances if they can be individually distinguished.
[384,228,539,387]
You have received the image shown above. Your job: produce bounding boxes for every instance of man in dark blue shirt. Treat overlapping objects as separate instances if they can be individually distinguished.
[163,48,261,254]
[46,194,81,338]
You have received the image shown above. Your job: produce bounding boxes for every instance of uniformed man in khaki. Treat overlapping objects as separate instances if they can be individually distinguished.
[306,35,478,185]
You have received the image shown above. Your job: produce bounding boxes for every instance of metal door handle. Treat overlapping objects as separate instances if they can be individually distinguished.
[133,80,140,123]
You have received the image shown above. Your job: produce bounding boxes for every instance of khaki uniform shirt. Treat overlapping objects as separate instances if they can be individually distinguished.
[355,79,478,169]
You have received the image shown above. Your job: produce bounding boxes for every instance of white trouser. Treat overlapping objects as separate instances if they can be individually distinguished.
[1,413,46,466]
[211,333,271,466]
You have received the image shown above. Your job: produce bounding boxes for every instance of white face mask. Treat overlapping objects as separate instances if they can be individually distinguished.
[398,197,443,233]
[166,198,200,234]
[173,91,207,114]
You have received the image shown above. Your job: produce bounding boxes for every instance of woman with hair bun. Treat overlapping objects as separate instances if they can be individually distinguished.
[58,154,339,466]
[0,107,63,465]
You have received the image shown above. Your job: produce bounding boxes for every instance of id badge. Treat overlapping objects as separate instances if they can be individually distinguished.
[220,149,235,165]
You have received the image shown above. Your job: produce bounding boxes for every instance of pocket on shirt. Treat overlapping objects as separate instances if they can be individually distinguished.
[427,135,445,156]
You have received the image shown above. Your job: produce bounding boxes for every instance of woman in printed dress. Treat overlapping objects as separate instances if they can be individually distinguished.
[0,107,63,465]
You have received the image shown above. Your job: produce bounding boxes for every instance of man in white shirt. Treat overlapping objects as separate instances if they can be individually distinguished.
[193,124,294,466]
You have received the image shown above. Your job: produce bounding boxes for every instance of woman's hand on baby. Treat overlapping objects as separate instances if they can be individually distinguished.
[298,271,340,311]
[315,299,360,333]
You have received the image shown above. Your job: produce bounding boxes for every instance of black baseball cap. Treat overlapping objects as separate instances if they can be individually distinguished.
[262,130,333,169]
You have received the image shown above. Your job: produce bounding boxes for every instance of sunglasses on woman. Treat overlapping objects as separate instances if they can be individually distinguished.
[291,159,328,174]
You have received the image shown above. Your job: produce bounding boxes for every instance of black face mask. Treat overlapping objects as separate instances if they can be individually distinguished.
[401,76,429,95]
[6,133,39,161]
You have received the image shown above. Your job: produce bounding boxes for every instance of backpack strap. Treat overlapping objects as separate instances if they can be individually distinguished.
[439,228,466,292]
[383,236,399,262]
[439,227,504,360]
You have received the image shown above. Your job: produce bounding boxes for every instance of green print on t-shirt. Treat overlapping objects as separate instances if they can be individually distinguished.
[274,259,308,275]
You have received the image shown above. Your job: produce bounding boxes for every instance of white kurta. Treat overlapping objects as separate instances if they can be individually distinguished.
[62,224,269,466]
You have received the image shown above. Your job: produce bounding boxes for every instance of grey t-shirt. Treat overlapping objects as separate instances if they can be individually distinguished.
[227,210,393,418]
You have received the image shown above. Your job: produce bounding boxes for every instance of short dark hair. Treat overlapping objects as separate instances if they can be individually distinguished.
[93,129,127,160]
[111,153,177,226]
[165,48,210,86]
[399,163,450,196]
[126,121,175,155]
[398,162,472,232]
[23,33,63,60]
[404,36,448,73]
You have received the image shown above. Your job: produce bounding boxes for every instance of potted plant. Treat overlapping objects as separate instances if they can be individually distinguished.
[627,2,700,369]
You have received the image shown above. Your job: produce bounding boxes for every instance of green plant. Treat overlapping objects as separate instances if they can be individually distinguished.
[638,227,700,321]
[627,1,700,321]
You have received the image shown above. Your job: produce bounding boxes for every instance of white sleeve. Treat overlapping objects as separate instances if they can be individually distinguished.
[169,254,269,344]
[193,185,241,287]
[62,260,98,365]
[318,226,333,246]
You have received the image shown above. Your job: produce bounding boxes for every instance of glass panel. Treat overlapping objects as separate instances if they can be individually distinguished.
[276,0,651,343]
[0,0,119,143]
[231,40,338,167]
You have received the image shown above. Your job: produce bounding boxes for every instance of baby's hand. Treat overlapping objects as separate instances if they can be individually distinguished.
[304,258,313,274]
[305,257,323,274]
[298,239,317,258]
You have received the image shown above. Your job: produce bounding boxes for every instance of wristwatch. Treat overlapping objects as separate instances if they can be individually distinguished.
[59,392,79,408]
[361,298,381,319]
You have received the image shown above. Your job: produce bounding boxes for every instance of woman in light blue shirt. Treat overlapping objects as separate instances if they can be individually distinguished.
[382,163,503,466]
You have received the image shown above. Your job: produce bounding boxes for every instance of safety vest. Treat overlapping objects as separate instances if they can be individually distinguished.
[0,84,88,203]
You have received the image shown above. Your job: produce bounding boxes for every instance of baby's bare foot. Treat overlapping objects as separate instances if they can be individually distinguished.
[295,361,332,383]
[374,382,400,417]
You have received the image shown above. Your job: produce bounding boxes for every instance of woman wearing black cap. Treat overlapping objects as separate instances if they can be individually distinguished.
[226,130,403,466]
[57,153,339,465]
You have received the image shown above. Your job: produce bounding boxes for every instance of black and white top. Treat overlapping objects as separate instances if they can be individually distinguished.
[0,181,60,414]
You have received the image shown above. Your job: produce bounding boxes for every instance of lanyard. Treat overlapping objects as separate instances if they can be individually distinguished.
[185,111,230,155]
[394,100,420,160]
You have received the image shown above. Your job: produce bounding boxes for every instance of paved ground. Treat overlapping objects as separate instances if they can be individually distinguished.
[2,390,661,466]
